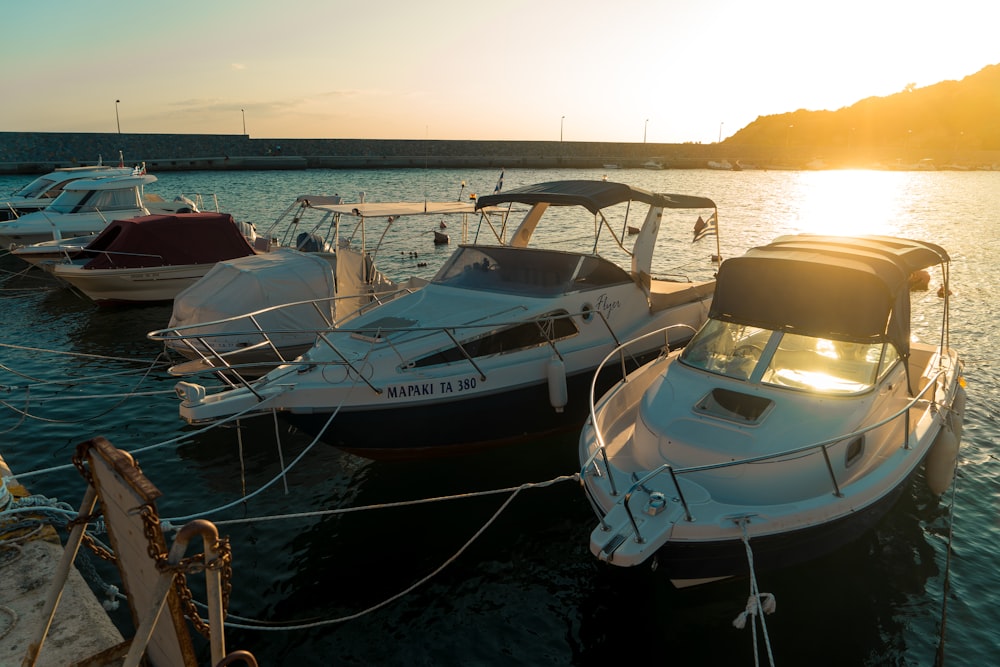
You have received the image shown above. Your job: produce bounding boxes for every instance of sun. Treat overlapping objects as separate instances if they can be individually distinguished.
[789,170,907,237]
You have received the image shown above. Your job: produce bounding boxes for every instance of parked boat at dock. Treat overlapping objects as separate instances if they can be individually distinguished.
[579,234,965,586]
[0,163,133,222]
[156,197,481,376]
[48,212,257,304]
[0,170,199,249]
[166,179,719,459]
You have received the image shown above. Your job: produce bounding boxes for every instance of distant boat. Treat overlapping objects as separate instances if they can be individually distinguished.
[642,160,664,170]
[707,160,733,170]
[603,164,621,170]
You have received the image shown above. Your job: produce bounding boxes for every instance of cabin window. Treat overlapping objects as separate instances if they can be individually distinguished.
[844,436,865,468]
[410,311,578,368]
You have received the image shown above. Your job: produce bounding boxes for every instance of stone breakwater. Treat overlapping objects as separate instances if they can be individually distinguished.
[3,132,999,174]
[0,132,773,174]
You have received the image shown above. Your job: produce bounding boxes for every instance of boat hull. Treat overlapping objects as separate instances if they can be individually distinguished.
[283,351,666,459]
[52,264,215,304]
[637,472,912,583]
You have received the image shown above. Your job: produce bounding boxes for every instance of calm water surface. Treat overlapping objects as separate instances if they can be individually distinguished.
[1,167,998,666]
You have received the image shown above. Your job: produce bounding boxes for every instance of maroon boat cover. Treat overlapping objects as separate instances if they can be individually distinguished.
[82,213,255,269]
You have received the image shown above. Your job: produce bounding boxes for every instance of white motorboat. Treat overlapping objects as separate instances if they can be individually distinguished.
[49,212,257,304]
[0,162,133,222]
[154,197,481,377]
[168,179,719,459]
[579,235,966,586]
[0,171,198,249]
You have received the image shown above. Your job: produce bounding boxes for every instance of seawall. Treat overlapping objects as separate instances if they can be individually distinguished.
[2,132,999,174]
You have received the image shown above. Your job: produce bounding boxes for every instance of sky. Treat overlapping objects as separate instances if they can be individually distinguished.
[2,0,997,144]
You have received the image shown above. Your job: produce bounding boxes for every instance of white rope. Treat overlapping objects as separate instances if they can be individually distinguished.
[732,517,776,667]
[216,474,580,631]
[14,384,294,481]
[272,408,289,495]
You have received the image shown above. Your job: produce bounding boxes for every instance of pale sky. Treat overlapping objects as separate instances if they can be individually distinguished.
[2,0,997,144]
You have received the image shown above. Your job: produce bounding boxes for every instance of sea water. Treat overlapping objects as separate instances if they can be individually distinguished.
[1,167,998,665]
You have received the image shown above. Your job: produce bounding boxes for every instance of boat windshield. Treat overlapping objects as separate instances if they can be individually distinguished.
[680,319,894,394]
[47,187,141,215]
[11,177,58,199]
[432,245,631,296]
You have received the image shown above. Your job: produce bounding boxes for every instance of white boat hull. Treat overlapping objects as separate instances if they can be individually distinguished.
[52,263,217,303]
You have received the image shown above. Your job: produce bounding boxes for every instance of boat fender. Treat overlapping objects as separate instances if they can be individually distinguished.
[547,356,568,413]
[925,385,966,495]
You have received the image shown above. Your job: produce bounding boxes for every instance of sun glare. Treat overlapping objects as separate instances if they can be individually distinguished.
[789,170,905,236]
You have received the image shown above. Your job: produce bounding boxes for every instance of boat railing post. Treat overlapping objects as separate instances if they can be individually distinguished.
[442,328,488,381]
[820,445,844,497]
[666,467,693,521]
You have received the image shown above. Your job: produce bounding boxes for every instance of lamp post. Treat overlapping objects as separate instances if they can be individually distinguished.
[241,108,246,135]
[644,118,649,143]
[115,100,121,134]
[718,121,724,143]
[560,115,565,142]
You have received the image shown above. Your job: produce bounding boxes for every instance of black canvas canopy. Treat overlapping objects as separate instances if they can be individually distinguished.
[475,180,716,214]
[709,235,949,358]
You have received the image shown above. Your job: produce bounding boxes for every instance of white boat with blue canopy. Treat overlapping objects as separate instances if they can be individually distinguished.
[579,234,966,586]
[163,179,720,459]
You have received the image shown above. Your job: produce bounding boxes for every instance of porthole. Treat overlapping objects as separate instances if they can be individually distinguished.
[581,303,594,323]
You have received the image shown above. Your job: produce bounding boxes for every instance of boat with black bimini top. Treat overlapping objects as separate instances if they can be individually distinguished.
[162,179,721,459]
[578,234,966,587]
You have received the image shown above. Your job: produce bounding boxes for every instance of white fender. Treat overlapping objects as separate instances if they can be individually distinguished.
[925,385,966,495]
[547,356,567,413]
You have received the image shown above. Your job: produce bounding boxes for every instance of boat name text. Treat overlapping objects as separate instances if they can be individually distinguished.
[386,376,478,399]
[596,293,621,320]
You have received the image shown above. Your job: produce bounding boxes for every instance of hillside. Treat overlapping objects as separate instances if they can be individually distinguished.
[727,63,1000,162]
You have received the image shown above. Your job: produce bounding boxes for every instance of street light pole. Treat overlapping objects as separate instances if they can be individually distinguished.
[644,118,649,143]
[718,121,723,143]
[115,100,121,134]
[561,116,565,142]
[241,108,246,135]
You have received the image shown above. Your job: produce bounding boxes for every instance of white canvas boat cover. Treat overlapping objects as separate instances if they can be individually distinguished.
[168,249,338,351]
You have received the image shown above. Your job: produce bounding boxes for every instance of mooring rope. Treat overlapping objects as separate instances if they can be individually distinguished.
[216,474,580,631]
[934,450,962,667]
[733,517,776,667]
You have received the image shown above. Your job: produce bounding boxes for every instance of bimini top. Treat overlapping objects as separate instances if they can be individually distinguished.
[80,212,256,269]
[475,180,716,214]
[710,234,950,358]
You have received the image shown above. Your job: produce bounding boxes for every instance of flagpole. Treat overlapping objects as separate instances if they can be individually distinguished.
[714,207,722,263]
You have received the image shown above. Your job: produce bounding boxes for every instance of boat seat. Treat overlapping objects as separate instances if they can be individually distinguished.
[647,280,714,312]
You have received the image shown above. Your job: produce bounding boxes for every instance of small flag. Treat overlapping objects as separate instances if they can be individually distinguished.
[693,211,717,242]
[493,168,504,194]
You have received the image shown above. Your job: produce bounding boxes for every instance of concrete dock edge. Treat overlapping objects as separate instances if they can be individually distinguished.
[0,453,126,667]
